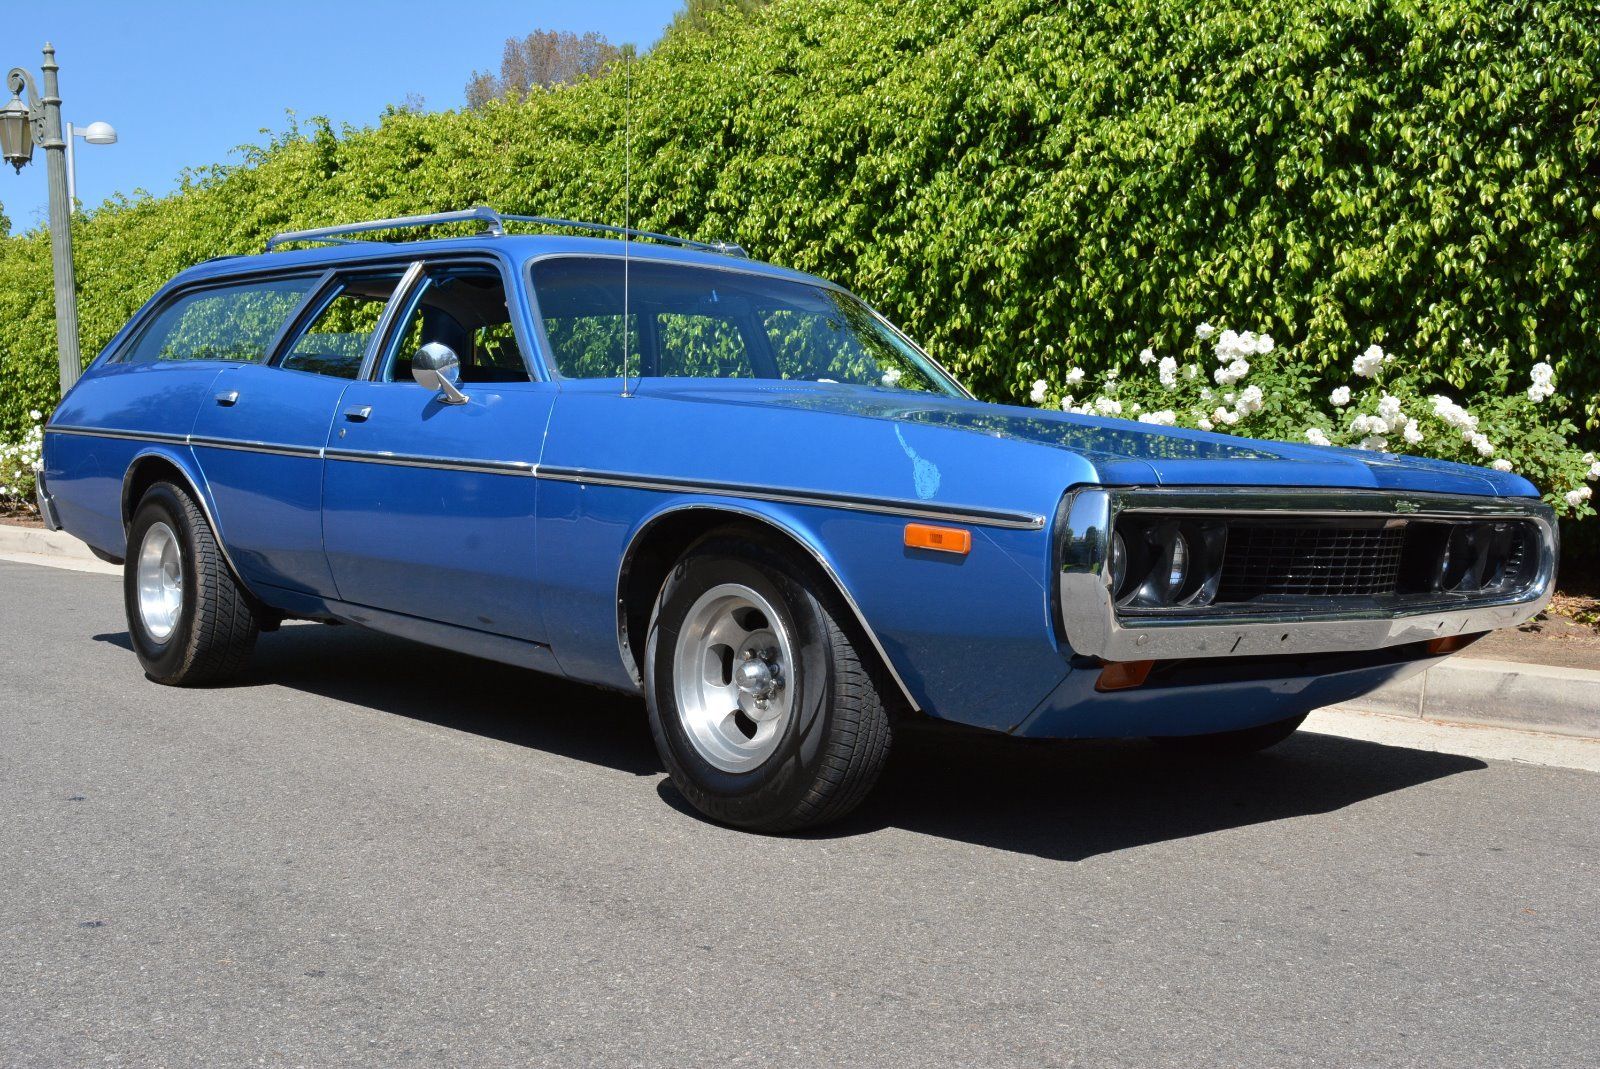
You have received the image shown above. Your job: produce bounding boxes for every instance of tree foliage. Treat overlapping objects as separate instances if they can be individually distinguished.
[1,0,1597,454]
[464,29,621,107]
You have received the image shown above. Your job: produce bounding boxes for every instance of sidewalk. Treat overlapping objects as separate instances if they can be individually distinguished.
[4,519,1597,741]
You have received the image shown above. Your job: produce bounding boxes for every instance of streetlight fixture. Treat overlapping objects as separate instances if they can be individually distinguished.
[65,119,117,212]
[3,43,83,395]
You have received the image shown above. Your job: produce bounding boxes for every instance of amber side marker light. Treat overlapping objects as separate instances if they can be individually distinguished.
[1426,633,1484,656]
[903,523,972,555]
[1096,659,1155,692]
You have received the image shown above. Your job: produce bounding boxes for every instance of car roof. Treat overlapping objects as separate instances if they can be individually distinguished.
[173,234,836,290]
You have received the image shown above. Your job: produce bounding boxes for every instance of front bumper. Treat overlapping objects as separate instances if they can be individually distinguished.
[35,471,61,531]
[1057,487,1558,663]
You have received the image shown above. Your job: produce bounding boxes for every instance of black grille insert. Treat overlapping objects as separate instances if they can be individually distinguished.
[1217,521,1407,601]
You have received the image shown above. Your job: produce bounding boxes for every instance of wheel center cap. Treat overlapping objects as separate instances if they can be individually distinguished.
[736,655,777,700]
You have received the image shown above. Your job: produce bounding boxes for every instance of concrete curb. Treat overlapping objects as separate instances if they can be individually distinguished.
[0,522,118,572]
[4,522,1598,740]
[1330,656,1600,740]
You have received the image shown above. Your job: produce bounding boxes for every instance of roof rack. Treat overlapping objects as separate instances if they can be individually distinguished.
[264,205,747,257]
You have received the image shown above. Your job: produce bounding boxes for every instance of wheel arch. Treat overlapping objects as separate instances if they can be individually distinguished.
[615,501,921,712]
[121,449,255,598]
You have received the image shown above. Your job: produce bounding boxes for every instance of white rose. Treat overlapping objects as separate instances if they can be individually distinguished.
[1158,356,1179,387]
[1468,432,1495,457]
[1402,419,1423,445]
[1029,379,1048,404]
[29,409,43,421]
[1255,334,1275,355]
[1329,386,1351,407]
[1530,361,1554,384]
[1305,427,1331,447]
[1588,461,1600,480]
[1139,347,1156,365]
[1565,487,1592,508]
[1059,394,1075,411]
[1183,363,1198,380]
[1066,367,1086,386]
[1490,459,1513,472]
[1197,417,1214,431]
[1093,397,1122,416]
[1195,322,1217,341]
[1137,409,1176,426]
[1357,435,1389,452]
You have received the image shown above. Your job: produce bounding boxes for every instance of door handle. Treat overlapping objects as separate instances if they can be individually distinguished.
[215,390,239,407]
[342,405,372,423]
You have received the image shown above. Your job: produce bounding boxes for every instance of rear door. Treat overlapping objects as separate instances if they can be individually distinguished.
[320,257,555,642]
[189,265,417,596]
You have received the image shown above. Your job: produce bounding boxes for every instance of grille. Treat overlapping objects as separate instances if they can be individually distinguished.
[1217,522,1407,601]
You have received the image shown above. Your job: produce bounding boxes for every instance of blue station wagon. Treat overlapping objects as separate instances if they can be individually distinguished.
[38,207,1558,831]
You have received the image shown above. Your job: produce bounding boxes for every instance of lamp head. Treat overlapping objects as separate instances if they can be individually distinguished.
[0,93,34,172]
[81,120,117,145]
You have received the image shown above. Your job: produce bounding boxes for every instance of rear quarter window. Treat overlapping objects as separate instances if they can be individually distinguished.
[118,276,317,365]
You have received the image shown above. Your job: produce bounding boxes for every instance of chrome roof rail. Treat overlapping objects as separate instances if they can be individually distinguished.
[265,205,746,257]
[265,207,505,251]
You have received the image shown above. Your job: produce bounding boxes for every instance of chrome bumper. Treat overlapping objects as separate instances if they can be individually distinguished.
[1057,487,1558,662]
[35,471,62,532]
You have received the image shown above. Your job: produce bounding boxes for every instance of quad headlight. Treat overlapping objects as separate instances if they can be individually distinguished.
[1106,517,1226,609]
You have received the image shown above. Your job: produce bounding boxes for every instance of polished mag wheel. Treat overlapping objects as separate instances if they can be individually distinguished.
[125,480,259,685]
[135,521,184,642]
[645,530,894,832]
[672,583,796,772]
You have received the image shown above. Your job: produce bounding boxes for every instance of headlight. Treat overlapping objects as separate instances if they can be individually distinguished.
[1110,519,1225,609]
[1109,531,1129,598]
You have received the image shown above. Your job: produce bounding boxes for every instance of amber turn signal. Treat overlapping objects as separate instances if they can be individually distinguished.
[1096,659,1155,692]
[904,523,972,555]
[1425,633,1482,656]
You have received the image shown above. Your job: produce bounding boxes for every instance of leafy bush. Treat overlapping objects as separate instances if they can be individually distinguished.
[0,0,1595,496]
[1030,323,1598,517]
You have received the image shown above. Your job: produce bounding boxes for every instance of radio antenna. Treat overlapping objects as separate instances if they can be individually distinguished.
[620,44,634,398]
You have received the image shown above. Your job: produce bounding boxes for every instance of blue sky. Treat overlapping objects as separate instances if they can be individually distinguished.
[2,0,682,230]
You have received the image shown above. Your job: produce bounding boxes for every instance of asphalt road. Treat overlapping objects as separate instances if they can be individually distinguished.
[2,559,1596,1069]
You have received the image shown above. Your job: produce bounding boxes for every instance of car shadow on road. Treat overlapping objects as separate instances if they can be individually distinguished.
[97,624,1488,862]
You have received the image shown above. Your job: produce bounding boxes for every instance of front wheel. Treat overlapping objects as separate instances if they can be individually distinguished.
[125,481,259,685]
[1151,711,1309,757]
[644,532,893,832]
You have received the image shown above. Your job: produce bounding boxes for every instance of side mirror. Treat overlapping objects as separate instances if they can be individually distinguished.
[411,342,468,405]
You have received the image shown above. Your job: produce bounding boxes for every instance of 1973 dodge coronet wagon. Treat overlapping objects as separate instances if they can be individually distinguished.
[39,208,1558,831]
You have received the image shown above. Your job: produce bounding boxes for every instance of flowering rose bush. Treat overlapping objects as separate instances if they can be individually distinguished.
[0,409,45,513]
[1037,324,1597,520]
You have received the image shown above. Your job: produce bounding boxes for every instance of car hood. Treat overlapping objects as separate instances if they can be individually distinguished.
[636,380,1536,498]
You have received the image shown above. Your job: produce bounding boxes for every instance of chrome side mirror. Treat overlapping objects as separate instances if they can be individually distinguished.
[411,342,468,404]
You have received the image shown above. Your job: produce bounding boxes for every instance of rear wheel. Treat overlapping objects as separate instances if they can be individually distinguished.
[1151,711,1309,756]
[125,482,259,685]
[644,532,893,832]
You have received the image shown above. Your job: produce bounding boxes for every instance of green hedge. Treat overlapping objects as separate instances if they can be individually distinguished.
[2,0,1597,441]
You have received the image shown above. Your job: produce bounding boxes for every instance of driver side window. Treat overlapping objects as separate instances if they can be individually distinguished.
[383,264,529,383]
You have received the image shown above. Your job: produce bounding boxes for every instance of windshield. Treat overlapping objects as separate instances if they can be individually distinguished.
[528,256,963,396]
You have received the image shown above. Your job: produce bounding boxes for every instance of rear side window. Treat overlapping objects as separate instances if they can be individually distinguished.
[119,277,317,364]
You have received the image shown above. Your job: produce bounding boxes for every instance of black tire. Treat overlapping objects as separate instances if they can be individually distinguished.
[124,481,259,685]
[644,532,893,832]
[1151,711,1309,756]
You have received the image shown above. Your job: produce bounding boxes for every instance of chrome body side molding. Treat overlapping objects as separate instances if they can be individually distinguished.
[539,466,1047,531]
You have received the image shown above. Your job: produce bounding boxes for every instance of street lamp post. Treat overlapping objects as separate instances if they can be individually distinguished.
[2,44,84,395]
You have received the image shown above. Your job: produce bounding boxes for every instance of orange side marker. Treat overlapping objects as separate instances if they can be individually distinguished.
[1426,633,1483,656]
[1096,660,1155,692]
[903,523,972,555]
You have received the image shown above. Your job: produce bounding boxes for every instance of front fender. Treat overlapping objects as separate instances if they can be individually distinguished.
[611,492,1072,732]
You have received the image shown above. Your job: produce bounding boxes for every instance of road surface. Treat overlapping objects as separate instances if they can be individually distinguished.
[2,559,1595,1067]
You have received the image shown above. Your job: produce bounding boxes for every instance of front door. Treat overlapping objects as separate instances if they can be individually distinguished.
[320,260,556,643]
